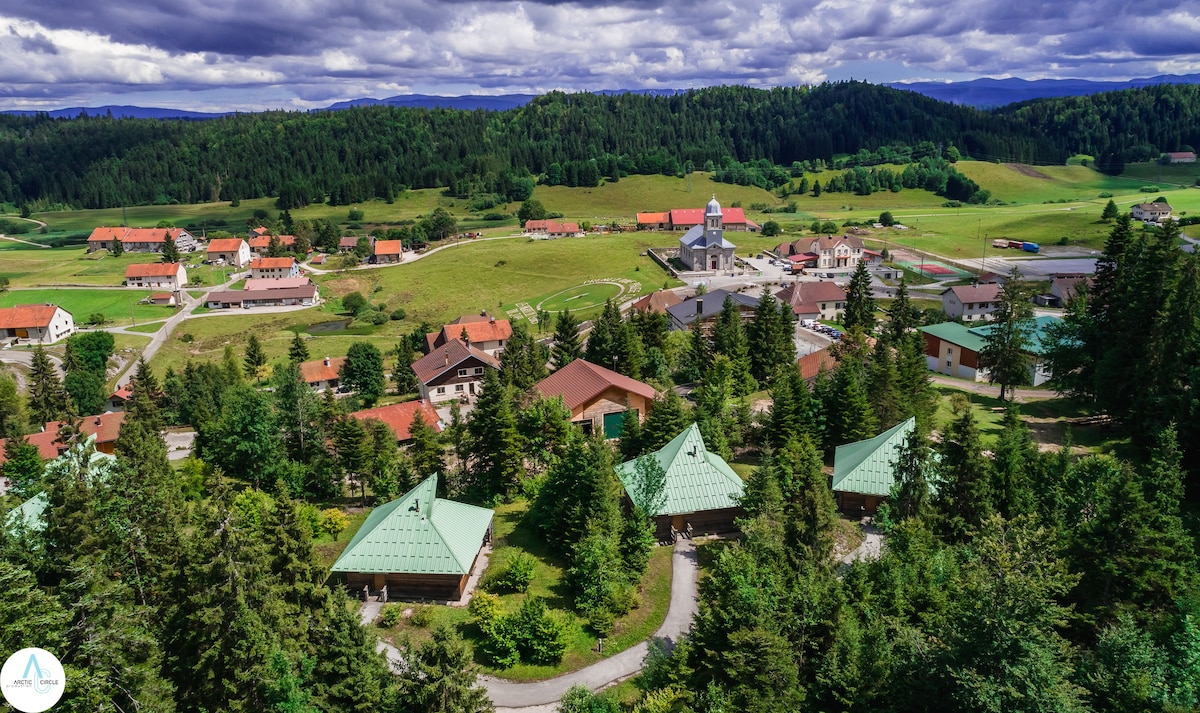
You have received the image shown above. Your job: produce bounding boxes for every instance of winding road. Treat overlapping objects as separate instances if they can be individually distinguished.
[481,537,698,710]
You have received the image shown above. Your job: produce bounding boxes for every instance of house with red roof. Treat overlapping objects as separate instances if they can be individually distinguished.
[0,412,127,466]
[249,257,300,279]
[665,206,759,232]
[425,314,513,356]
[941,283,1001,322]
[635,212,670,230]
[630,289,683,315]
[107,384,134,412]
[533,359,659,439]
[125,262,187,290]
[372,240,404,264]
[412,339,501,404]
[523,220,582,238]
[797,348,838,384]
[1166,151,1196,164]
[0,304,74,344]
[349,400,443,443]
[248,234,298,256]
[808,235,866,270]
[87,227,197,254]
[299,356,347,392]
[206,238,251,267]
[776,282,848,321]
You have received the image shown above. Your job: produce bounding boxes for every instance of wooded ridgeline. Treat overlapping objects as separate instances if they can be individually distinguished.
[6,81,1198,211]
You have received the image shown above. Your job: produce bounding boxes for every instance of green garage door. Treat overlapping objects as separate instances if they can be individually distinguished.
[603,411,627,439]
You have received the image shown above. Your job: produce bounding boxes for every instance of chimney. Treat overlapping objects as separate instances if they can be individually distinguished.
[695,298,704,316]
[323,356,330,367]
[489,317,496,324]
[444,351,450,367]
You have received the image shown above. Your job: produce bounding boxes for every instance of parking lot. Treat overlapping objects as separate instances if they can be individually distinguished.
[795,319,834,356]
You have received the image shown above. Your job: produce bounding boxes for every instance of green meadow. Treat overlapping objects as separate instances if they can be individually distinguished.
[0,288,175,325]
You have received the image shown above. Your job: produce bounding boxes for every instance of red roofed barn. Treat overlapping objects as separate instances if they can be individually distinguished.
[0,304,74,344]
[125,263,188,290]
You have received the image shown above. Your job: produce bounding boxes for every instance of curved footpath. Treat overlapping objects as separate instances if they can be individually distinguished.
[482,537,699,710]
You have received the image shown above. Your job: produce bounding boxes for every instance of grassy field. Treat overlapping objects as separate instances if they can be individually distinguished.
[0,288,176,325]
[0,244,229,288]
[372,500,674,680]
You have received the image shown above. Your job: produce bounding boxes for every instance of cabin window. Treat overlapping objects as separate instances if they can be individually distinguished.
[458,369,468,377]
[436,386,446,395]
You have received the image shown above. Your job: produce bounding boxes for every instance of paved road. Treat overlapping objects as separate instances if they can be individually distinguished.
[0,350,64,390]
[929,373,1056,402]
[482,537,699,709]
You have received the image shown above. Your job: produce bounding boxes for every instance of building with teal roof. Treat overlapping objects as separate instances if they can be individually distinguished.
[615,423,745,538]
[831,417,915,516]
[920,316,1060,386]
[330,474,494,600]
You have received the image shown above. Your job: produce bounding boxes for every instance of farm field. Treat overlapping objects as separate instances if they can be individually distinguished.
[0,288,176,325]
[0,244,229,288]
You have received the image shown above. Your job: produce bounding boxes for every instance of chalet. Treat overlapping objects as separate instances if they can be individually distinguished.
[299,356,347,391]
[350,400,443,443]
[808,235,865,270]
[629,289,683,315]
[125,263,187,291]
[0,304,74,344]
[1049,275,1092,306]
[832,417,915,516]
[615,423,745,539]
[205,238,251,267]
[413,338,501,404]
[242,277,314,291]
[797,348,838,384]
[678,196,737,272]
[1166,151,1197,164]
[533,359,659,438]
[524,220,582,238]
[920,316,1060,385]
[205,285,320,309]
[776,282,847,321]
[86,227,197,253]
[339,236,369,253]
[666,289,759,332]
[107,384,133,412]
[0,412,126,465]
[425,314,512,357]
[372,240,404,264]
[248,234,298,255]
[248,257,300,279]
[665,206,759,232]
[1131,202,1172,222]
[941,283,1001,322]
[330,474,493,600]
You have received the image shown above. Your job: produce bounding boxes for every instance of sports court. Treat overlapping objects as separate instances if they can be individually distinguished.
[893,258,972,278]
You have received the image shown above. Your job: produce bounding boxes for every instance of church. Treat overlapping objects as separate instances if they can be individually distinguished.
[678,196,737,272]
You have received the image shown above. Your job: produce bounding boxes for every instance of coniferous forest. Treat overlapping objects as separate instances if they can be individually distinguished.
[2,81,1199,210]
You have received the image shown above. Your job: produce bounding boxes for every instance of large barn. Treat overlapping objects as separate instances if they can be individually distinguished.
[329,474,493,601]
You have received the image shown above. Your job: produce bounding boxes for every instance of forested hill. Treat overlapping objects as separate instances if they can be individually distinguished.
[0,81,1196,210]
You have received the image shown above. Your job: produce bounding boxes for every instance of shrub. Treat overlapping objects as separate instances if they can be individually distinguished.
[478,616,521,668]
[511,598,571,665]
[483,212,507,221]
[489,552,537,593]
[409,605,433,628]
[380,606,405,628]
[1099,192,1113,198]
[390,308,407,321]
[319,508,349,540]
[341,291,367,314]
[371,311,389,325]
[468,591,503,625]
[347,207,365,221]
[1139,185,1160,193]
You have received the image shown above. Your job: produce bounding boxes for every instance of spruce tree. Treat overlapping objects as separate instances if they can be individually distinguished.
[748,292,784,383]
[244,334,268,379]
[978,267,1036,400]
[640,391,690,453]
[842,259,876,334]
[391,346,419,396]
[584,299,621,367]
[288,331,310,363]
[867,335,903,430]
[110,236,124,257]
[932,397,994,542]
[466,368,524,498]
[886,276,916,341]
[408,409,446,480]
[1101,198,1119,221]
[829,359,877,446]
[0,373,27,440]
[550,309,583,369]
[777,434,838,562]
[991,405,1037,518]
[396,626,492,713]
[28,344,69,425]
[711,296,757,396]
[160,231,180,263]
[499,320,549,391]
[618,406,644,461]
[0,437,44,500]
[892,429,932,520]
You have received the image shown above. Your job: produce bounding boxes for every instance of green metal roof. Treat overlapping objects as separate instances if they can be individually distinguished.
[330,474,494,576]
[832,417,915,497]
[920,321,986,352]
[4,492,48,534]
[616,423,745,518]
[968,315,1061,356]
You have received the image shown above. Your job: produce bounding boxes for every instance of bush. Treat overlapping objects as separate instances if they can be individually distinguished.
[390,308,407,321]
[511,598,571,665]
[409,605,433,628]
[478,616,521,668]
[760,221,781,237]
[380,606,404,628]
[371,311,389,325]
[483,212,507,221]
[347,207,364,221]
[468,591,503,625]
[1098,192,1113,198]
[342,291,367,314]
[1139,186,1160,193]
[488,552,537,593]
[86,312,108,326]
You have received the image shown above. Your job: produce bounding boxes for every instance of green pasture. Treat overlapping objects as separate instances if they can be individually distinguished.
[1120,162,1200,188]
[0,288,175,326]
[0,244,228,288]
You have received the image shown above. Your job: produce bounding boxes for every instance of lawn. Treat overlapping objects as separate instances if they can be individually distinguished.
[0,244,226,289]
[931,383,1119,453]
[125,321,168,334]
[373,499,674,681]
[315,509,373,569]
[0,288,176,326]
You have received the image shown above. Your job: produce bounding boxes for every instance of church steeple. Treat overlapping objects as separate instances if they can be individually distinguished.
[705,194,722,230]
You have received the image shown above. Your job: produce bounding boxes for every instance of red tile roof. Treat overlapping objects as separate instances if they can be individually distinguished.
[0,304,62,329]
[299,356,346,385]
[350,400,442,441]
[206,238,246,253]
[250,226,270,236]
[339,236,361,248]
[87,227,186,243]
[798,349,838,382]
[525,220,580,234]
[249,235,296,249]
[150,293,174,300]
[668,207,750,226]
[412,339,499,384]
[242,277,312,291]
[125,262,183,278]
[426,318,513,351]
[249,257,297,270]
[110,384,134,402]
[636,212,669,224]
[776,282,847,315]
[0,412,127,464]
[373,240,403,255]
[534,359,659,412]
[787,252,819,263]
[630,290,682,314]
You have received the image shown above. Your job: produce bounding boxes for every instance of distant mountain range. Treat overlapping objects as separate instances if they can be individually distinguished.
[4,75,1200,119]
[885,74,1200,107]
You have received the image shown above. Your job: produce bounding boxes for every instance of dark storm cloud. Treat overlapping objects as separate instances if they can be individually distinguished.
[0,0,1198,109]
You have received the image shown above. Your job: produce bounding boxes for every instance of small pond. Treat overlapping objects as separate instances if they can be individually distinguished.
[305,319,352,334]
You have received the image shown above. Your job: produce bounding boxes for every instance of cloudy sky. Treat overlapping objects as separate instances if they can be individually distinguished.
[2,0,1199,111]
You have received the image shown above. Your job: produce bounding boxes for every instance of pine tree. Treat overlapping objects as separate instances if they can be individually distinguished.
[829,359,877,447]
[867,335,903,431]
[408,409,446,480]
[640,391,690,453]
[391,346,419,396]
[711,296,757,396]
[886,276,916,341]
[550,309,583,369]
[244,334,267,379]
[1101,198,1119,221]
[584,300,621,367]
[499,321,549,391]
[978,267,1037,400]
[332,414,371,505]
[161,231,180,263]
[0,436,44,500]
[28,344,69,425]
[396,626,493,713]
[272,361,320,464]
[110,236,124,257]
[288,331,310,363]
[991,405,1037,518]
[892,429,932,520]
[842,259,876,334]
[932,396,994,542]
[618,406,644,461]
[466,368,524,498]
